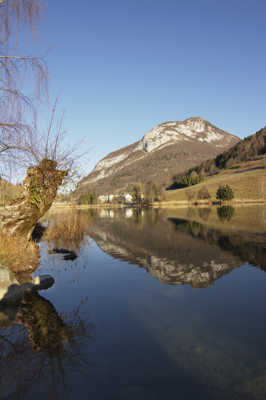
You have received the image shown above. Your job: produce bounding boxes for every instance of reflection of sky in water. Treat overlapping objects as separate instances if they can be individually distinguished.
[1,209,266,399]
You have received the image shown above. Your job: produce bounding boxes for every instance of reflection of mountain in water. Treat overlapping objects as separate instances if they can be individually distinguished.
[169,217,266,271]
[86,211,266,288]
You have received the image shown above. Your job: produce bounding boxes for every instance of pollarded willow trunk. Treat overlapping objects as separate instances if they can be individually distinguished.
[0,159,67,238]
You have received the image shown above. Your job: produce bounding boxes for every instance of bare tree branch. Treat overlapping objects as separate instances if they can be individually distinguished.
[0,0,42,44]
[0,1,49,178]
[0,1,88,190]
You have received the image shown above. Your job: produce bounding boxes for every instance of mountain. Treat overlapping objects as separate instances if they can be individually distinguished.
[79,117,240,195]
[184,126,266,177]
[166,126,266,203]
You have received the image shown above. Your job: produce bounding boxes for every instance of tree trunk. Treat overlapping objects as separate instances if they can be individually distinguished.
[0,159,67,238]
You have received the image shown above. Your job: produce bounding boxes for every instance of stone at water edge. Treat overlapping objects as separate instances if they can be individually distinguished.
[0,264,55,304]
[23,275,55,293]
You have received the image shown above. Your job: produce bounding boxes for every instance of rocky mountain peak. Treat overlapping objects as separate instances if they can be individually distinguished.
[137,117,230,153]
[78,117,239,195]
[184,117,207,131]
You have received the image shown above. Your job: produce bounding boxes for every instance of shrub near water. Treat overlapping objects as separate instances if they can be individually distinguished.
[178,172,204,187]
[197,186,211,200]
[0,234,39,272]
[43,209,90,251]
[216,184,234,201]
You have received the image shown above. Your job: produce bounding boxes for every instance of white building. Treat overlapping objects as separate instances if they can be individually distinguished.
[124,193,133,202]
[98,194,114,203]
[98,193,133,203]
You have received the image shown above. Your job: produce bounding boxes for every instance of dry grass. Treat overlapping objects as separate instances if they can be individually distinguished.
[51,203,125,209]
[0,180,23,206]
[0,234,39,272]
[166,162,266,203]
[43,209,90,251]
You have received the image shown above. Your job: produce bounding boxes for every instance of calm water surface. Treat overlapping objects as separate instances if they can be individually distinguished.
[1,206,266,399]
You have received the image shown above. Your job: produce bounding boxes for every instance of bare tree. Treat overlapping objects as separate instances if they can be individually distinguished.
[1,99,86,179]
[0,0,49,177]
[0,1,88,237]
[185,188,195,203]
[0,1,87,180]
[0,0,42,41]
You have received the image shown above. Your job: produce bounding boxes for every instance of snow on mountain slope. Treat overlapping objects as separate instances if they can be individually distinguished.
[136,117,226,152]
[79,117,240,194]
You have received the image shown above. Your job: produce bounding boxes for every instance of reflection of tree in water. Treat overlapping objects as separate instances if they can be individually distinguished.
[217,205,235,221]
[87,208,99,218]
[170,217,266,270]
[0,292,93,399]
[198,207,211,222]
[18,293,72,353]
[133,207,142,224]
[186,207,196,220]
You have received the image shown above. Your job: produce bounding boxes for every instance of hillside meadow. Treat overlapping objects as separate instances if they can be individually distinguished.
[165,159,266,203]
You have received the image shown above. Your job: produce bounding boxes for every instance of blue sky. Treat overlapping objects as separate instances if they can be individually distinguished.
[27,0,266,172]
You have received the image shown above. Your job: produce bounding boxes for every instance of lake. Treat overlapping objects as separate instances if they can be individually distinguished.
[1,205,266,399]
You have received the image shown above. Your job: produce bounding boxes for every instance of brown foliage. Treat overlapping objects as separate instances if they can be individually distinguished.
[0,159,67,237]
[185,188,195,202]
[0,233,39,272]
[197,186,211,200]
[43,209,90,251]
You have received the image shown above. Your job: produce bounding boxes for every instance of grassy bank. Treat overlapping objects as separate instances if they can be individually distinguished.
[50,163,266,210]
[0,234,39,273]
[165,162,266,203]
[51,203,126,209]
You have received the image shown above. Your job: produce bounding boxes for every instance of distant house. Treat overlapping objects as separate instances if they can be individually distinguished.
[98,195,108,203]
[98,193,133,203]
[98,194,114,203]
[124,193,133,202]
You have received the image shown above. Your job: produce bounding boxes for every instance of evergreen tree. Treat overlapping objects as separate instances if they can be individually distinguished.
[216,184,234,201]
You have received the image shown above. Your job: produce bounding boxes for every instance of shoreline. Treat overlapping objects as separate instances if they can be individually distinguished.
[50,199,266,210]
